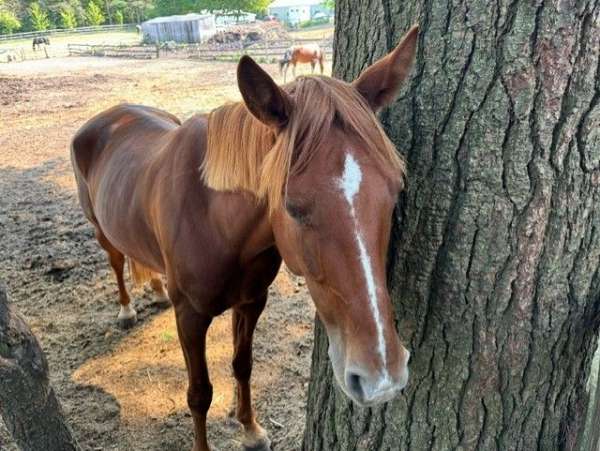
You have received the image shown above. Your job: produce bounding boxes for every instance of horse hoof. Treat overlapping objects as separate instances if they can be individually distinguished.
[243,442,271,451]
[243,435,271,451]
[154,295,171,308]
[117,315,137,330]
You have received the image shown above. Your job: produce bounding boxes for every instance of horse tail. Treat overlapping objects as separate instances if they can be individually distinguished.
[128,258,157,287]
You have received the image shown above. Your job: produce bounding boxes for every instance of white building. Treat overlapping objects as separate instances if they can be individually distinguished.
[268,0,333,26]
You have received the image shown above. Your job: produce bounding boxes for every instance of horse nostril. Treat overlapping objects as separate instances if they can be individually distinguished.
[345,371,364,401]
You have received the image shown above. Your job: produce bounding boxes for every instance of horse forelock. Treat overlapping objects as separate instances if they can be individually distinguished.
[201,76,405,214]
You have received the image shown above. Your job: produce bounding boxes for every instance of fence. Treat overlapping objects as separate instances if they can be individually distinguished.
[0,24,136,42]
[67,43,158,58]
[67,38,332,62]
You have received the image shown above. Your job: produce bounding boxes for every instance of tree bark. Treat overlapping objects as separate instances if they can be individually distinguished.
[0,284,80,451]
[588,354,600,451]
[304,1,600,450]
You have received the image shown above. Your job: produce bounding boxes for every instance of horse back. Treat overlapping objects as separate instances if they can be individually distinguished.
[71,104,180,181]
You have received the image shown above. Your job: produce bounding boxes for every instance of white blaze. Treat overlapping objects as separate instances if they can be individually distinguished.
[338,153,389,378]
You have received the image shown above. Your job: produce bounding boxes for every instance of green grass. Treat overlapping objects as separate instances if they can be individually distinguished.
[159,330,176,343]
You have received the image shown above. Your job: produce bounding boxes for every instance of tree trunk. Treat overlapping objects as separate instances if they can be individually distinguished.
[589,353,600,451]
[304,1,600,450]
[582,339,600,451]
[0,284,81,451]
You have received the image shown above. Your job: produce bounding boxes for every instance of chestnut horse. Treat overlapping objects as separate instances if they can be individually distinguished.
[279,43,324,82]
[71,25,418,451]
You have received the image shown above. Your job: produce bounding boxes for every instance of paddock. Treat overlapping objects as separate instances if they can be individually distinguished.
[0,56,332,450]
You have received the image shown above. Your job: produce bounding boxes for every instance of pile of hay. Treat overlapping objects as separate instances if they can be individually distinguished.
[208,21,290,48]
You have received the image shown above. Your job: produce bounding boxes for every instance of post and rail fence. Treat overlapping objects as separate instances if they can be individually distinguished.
[0,24,136,42]
[66,39,332,62]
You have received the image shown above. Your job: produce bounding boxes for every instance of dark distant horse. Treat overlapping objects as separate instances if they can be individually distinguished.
[71,25,418,451]
[279,43,324,82]
[32,36,50,51]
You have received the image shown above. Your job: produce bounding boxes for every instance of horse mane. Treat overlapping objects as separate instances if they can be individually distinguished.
[201,75,405,213]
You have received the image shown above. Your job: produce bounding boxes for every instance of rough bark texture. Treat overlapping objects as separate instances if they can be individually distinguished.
[589,361,600,451]
[304,1,600,450]
[0,284,80,451]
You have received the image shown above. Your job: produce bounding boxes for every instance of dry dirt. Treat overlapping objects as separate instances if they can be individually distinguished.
[0,56,329,450]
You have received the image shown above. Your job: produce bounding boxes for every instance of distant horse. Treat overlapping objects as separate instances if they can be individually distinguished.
[71,25,418,451]
[32,36,50,51]
[279,43,324,82]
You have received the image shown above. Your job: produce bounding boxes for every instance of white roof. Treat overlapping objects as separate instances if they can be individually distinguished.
[269,0,325,7]
[143,13,213,24]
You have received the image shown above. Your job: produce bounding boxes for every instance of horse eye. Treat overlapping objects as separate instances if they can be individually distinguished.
[286,201,311,225]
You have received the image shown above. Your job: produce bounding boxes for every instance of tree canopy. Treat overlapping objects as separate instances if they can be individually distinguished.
[0,0,274,33]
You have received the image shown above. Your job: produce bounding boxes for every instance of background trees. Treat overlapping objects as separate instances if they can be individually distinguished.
[0,9,21,33]
[29,2,50,30]
[303,0,600,450]
[0,0,279,33]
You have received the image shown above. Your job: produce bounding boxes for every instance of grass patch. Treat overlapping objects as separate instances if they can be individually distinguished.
[159,330,176,343]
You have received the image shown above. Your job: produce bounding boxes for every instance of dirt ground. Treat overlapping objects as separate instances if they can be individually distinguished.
[0,56,332,450]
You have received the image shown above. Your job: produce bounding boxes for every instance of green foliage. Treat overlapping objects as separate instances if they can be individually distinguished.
[202,0,270,14]
[321,0,334,9]
[1,0,281,33]
[85,0,104,25]
[299,16,330,28]
[125,0,154,23]
[113,8,122,23]
[152,0,196,17]
[0,10,21,33]
[59,6,77,28]
[29,2,51,30]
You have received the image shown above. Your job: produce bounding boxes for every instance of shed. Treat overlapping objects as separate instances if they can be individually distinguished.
[141,14,217,43]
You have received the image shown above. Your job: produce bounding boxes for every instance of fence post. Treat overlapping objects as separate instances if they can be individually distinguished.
[156,44,160,58]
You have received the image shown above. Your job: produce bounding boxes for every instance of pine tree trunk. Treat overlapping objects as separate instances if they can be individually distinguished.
[0,284,80,451]
[303,1,600,450]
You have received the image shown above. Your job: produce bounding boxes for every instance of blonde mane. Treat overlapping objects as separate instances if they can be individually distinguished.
[201,75,405,212]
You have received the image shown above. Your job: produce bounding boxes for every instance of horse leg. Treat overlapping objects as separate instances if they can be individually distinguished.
[95,229,136,329]
[319,56,324,74]
[231,293,270,451]
[311,61,315,73]
[174,298,213,451]
[150,277,169,305]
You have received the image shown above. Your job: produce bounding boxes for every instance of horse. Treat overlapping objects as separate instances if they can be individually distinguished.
[70,25,418,451]
[32,36,50,51]
[279,43,324,82]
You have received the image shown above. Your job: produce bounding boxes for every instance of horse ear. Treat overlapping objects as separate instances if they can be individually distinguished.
[352,25,419,112]
[237,55,293,129]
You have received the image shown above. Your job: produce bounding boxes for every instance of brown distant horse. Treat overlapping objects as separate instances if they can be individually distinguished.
[71,25,418,451]
[279,43,324,82]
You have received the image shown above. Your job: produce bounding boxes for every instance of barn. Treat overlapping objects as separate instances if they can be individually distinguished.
[141,14,217,44]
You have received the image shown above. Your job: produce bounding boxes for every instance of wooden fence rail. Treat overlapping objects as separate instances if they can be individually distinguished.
[0,24,136,42]
[67,40,333,62]
[68,43,158,59]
